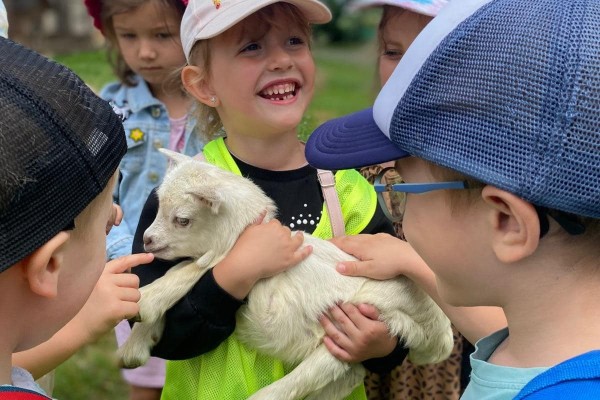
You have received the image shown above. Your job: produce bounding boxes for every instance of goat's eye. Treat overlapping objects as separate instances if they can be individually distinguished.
[175,217,190,226]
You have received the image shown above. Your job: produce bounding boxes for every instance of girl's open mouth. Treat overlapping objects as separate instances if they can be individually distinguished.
[259,82,298,101]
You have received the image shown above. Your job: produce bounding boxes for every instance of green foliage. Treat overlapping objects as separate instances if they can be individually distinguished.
[313,0,379,44]
[52,41,377,399]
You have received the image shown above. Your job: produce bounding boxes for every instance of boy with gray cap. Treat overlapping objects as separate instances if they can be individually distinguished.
[307,0,600,398]
[0,37,146,398]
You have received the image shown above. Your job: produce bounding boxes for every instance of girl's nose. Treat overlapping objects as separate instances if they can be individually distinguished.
[138,40,157,60]
[267,46,293,71]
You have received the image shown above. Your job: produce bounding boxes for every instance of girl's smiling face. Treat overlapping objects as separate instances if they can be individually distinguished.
[205,6,315,139]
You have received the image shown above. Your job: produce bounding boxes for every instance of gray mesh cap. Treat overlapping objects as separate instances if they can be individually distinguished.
[0,38,126,272]
[307,0,600,219]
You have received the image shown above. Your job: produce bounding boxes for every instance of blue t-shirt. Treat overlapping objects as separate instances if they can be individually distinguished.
[461,328,548,400]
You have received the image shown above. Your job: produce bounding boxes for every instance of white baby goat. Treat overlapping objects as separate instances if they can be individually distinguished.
[118,149,453,400]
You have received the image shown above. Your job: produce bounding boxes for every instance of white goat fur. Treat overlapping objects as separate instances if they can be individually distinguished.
[118,149,454,400]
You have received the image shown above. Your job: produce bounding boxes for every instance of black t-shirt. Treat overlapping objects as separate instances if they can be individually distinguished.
[132,156,406,373]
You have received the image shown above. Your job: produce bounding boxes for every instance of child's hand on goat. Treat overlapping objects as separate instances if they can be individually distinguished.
[213,214,313,300]
[70,253,153,344]
[319,303,397,362]
[331,233,425,281]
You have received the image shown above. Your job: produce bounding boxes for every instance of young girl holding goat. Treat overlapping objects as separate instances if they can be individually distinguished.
[132,0,408,398]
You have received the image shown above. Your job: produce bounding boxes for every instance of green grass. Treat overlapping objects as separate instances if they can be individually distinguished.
[51,42,377,400]
[53,334,128,399]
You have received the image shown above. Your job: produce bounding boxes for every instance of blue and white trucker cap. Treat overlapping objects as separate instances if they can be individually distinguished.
[306,0,600,219]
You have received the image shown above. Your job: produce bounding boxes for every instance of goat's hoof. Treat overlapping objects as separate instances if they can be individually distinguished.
[117,343,150,369]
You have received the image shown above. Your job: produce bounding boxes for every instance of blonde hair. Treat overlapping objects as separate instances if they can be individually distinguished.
[187,3,312,141]
[101,0,186,87]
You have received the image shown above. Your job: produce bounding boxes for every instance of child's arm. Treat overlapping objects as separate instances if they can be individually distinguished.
[12,253,153,379]
[212,217,312,300]
[132,190,312,359]
[318,207,409,371]
[330,233,507,345]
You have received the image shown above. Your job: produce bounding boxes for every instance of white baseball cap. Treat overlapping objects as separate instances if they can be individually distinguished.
[181,0,332,61]
[347,0,448,17]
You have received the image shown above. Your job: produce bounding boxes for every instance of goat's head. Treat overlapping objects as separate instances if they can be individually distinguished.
[143,149,277,260]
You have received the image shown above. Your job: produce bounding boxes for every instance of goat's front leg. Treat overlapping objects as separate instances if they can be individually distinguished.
[117,316,165,369]
[137,252,221,323]
[247,345,363,400]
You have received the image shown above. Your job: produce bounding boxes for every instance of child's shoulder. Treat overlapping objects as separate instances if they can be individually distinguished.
[515,350,600,399]
[99,80,129,104]
[99,76,147,103]
[334,167,376,194]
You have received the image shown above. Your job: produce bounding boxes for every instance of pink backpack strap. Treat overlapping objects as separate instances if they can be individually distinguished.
[316,169,345,237]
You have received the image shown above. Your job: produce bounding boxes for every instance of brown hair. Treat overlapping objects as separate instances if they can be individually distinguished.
[101,0,186,86]
[187,3,312,140]
[424,161,600,242]
[377,5,401,55]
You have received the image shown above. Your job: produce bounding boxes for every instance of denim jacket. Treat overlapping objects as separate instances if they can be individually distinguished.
[101,76,205,260]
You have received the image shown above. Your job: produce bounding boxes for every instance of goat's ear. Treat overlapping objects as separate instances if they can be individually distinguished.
[187,188,222,214]
[159,148,191,166]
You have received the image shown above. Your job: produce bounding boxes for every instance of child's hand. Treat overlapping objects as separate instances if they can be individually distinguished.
[213,213,313,300]
[319,303,397,363]
[331,233,423,280]
[251,220,312,279]
[72,253,153,344]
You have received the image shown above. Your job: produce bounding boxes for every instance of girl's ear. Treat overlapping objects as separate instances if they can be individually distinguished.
[481,186,540,264]
[181,65,218,107]
[20,231,70,298]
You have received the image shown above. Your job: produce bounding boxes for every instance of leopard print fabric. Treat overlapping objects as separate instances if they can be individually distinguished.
[360,165,467,400]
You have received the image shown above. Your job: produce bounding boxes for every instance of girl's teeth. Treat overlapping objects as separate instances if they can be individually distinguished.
[261,83,297,98]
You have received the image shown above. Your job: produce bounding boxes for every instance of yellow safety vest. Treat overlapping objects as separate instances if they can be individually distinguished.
[162,138,377,400]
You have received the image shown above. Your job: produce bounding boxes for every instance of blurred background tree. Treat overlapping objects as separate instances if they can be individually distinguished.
[314,0,380,44]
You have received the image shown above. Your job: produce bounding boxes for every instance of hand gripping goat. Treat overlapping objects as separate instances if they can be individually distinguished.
[118,149,453,400]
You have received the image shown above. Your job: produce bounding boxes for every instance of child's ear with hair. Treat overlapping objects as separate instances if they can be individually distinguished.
[181,65,218,107]
[481,186,540,264]
[19,232,71,298]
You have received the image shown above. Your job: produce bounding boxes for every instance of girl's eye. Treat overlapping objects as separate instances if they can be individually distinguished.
[156,32,172,40]
[175,217,190,226]
[288,36,305,46]
[119,33,136,40]
[241,43,261,52]
[382,49,404,60]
